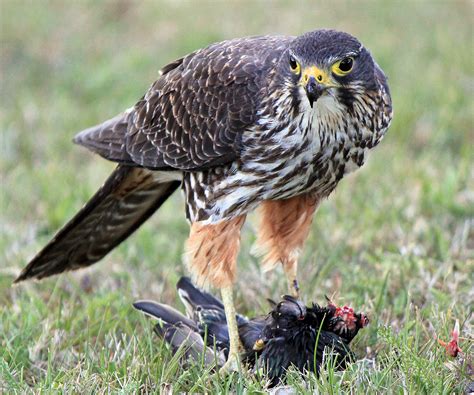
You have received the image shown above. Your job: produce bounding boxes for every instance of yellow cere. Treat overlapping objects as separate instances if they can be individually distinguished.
[302,66,331,86]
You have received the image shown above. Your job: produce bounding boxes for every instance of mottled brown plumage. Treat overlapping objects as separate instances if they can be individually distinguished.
[15,29,392,372]
[75,36,291,171]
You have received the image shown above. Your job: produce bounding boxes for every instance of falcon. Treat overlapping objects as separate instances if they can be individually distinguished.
[15,29,392,372]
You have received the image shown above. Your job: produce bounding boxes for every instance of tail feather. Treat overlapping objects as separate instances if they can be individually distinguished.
[177,276,224,315]
[158,322,226,367]
[15,165,180,283]
[133,300,225,367]
[133,300,198,330]
[176,276,248,327]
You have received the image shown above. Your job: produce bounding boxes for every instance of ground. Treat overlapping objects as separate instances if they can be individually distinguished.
[0,1,472,393]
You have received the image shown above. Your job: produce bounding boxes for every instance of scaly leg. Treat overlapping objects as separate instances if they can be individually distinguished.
[253,194,320,298]
[219,286,243,373]
[283,258,300,298]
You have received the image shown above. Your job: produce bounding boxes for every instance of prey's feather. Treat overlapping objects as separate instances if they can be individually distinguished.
[134,277,366,385]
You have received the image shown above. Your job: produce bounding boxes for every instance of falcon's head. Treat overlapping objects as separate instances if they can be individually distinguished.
[280,29,391,130]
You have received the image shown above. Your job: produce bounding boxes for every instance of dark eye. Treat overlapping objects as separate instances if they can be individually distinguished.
[289,55,297,69]
[289,55,300,73]
[331,57,354,76]
[339,57,353,72]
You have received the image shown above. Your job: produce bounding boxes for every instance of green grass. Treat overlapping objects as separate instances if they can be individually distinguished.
[1,0,472,393]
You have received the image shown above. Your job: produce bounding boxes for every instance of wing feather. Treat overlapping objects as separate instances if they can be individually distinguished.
[73,35,292,171]
[125,36,291,170]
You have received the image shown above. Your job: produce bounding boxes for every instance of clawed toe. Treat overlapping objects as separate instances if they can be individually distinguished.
[219,352,241,374]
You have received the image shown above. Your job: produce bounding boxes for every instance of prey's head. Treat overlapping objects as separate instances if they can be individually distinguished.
[283,29,385,113]
[271,295,307,326]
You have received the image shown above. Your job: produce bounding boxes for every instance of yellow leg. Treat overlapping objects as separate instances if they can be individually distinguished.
[283,258,300,298]
[219,286,242,373]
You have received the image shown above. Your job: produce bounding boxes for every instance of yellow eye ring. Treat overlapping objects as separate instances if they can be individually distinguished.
[331,57,354,76]
[289,55,301,74]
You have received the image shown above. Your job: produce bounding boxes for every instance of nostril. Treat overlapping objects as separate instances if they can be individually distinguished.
[317,74,323,82]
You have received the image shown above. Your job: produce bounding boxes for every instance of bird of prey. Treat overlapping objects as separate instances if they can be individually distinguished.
[133,277,368,385]
[15,29,392,372]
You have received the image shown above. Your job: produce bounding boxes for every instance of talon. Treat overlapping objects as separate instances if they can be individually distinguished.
[219,352,241,374]
[292,279,300,298]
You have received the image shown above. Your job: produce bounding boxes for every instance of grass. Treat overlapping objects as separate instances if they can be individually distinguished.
[1,0,472,393]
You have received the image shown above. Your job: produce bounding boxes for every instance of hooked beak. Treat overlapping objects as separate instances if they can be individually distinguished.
[302,66,330,108]
[305,76,325,108]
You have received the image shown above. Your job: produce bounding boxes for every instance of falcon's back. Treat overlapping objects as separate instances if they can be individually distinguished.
[74,35,294,172]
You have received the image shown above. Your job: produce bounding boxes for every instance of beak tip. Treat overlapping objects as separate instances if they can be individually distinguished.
[305,76,324,108]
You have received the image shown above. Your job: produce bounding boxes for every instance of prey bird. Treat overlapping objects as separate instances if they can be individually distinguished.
[133,277,368,384]
[15,29,392,371]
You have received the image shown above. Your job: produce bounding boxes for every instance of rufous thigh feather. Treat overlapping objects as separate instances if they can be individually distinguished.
[184,215,246,288]
[253,193,320,273]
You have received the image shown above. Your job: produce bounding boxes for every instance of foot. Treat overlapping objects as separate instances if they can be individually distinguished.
[219,351,241,374]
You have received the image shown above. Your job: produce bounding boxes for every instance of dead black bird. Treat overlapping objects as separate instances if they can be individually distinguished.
[307,298,369,344]
[133,277,368,384]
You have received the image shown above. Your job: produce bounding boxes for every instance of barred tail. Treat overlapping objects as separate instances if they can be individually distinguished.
[14,165,180,283]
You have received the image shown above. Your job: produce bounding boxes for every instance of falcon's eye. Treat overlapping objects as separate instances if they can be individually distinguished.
[289,55,300,74]
[332,57,354,76]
